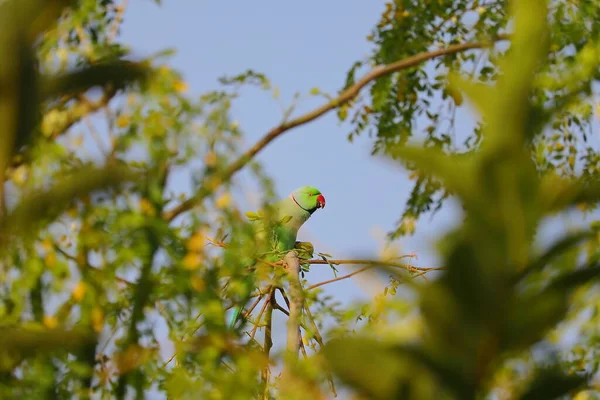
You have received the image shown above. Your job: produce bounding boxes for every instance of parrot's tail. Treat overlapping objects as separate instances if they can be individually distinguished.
[228,305,243,328]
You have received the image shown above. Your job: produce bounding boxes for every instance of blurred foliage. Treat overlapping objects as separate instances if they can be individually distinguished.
[342,0,600,239]
[3,0,600,399]
[324,1,600,399]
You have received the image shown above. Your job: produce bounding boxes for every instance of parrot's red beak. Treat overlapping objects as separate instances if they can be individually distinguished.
[316,194,326,209]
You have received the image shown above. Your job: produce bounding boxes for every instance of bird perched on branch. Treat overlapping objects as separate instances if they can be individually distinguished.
[227,185,325,328]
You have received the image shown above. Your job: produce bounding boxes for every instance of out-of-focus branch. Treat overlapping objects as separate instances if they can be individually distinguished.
[8,87,118,172]
[162,35,509,222]
[47,88,117,139]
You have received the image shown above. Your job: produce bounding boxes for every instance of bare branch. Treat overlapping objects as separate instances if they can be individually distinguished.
[162,35,510,222]
[307,265,443,290]
[48,88,118,139]
[307,265,373,290]
[307,258,440,272]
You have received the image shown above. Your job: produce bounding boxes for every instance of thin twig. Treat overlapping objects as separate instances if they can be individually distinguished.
[108,0,128,43]
[307,265,373,290]
[249,296,271,342]
[307,258,437,272]
[303,304,337,397]
[307,265,443,290]
[162,35,509,222]
[53,243,134,285]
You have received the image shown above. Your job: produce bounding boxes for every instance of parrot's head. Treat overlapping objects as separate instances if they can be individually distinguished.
[290,186,325,214]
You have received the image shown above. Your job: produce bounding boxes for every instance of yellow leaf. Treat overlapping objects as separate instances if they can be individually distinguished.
[204,151,217,167]
[41,238,53,252]
[44,251,57,269]
[114,344,150,375]
[186,231,205,252]
[215,192,231,209]
[183,253,202,270]
[91,307,104,333]
[139,198,156,217]
[191,275,205,291]
[116,115,130,128]
[11,165,28,187]
[72,282,87,302]
[574,391,591,400]
[174,80,188,93]
[43,315,58,329]
[309,87,320,95]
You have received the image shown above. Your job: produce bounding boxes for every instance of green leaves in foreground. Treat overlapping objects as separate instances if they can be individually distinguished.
[324,1,600,398]
[0,0,151,163]
[0,325,97,372]
[0,0,146,380]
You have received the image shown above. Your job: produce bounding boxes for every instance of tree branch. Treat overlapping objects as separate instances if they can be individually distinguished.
[307,258,439,273]
[260,288,274,399]
[162,35,509,222]
[281,251,303,385]
[307,265,443,290]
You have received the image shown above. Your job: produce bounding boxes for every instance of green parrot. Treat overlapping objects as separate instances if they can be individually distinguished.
[227,185,326,329]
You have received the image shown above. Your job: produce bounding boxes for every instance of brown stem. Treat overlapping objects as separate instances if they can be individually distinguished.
[307,265,373,290]
[162,36,509,222]
[303,304,337,397]
[249,296,271,342]
[281,251,303,387]
[307,266,443,290]
[260,288,275,399]
[307,258,437,272]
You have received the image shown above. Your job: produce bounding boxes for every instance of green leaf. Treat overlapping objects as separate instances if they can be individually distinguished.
[447,73,493,120]
[515,230,594,283]
[41,60,152,100]
[245,211,258,221]
[0,325,96,370]
[322,337,411,399]
[0,164,138,247]
[279,215,293,225]
[519,367,588,400]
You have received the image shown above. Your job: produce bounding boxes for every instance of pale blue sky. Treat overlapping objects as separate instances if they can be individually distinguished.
[120,0,462,306]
